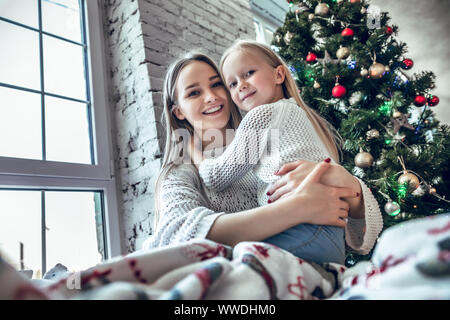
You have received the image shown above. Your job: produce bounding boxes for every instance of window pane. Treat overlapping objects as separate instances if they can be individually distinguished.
[43,35,86,100]
[265,28,274,45]
[46,191,104,272]
[0,20,40,90]
[45,96,91,164]
[0,190,42,279]
[42,0,82,43]
[0,0,38,28]
[0,87,42,160]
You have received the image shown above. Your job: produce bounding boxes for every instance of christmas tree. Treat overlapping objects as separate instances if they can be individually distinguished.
[273,0,450,266]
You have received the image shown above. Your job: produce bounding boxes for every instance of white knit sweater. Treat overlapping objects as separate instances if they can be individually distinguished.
[199,98,337,206]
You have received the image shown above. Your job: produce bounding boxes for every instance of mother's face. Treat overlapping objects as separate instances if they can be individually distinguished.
[173,61,232,136]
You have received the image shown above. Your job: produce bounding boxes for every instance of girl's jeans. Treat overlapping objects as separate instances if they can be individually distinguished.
[263,224,345,265]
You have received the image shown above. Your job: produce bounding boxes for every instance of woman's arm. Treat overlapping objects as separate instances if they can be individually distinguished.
[207,161,359,246]
[150,162,358,248]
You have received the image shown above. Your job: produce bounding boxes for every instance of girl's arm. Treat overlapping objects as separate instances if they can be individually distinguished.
[198,103,278,191]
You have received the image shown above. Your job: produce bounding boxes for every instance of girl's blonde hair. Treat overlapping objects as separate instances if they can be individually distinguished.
[154,52,242,229]
[219,39,343,163]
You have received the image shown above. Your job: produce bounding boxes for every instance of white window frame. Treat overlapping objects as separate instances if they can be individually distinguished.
[0,0,122,259]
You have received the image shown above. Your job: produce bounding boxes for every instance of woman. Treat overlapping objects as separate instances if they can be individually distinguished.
[143,53,382,256]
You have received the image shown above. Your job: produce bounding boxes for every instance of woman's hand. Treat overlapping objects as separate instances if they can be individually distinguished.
[268,159,365,219]
[277,161,359,228]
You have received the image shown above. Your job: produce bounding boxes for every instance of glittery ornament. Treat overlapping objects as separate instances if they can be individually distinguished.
[284,31,293,44]
[401,58,414,70]
[384,201,401,216]
[369,62,386,79]
[306,52,318,63]
[336,46,350,59]
[354,151,374,168]
[427,95,440,107]
[398,172,420,192]
[413,95,427,107]
[366,129,380,140]
[341,27,355,37]
[314,3,330,16]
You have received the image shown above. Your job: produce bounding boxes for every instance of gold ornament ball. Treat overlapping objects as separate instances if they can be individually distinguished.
[308,13,315,20]
[393,110,403,119]
[284,31,293,44]
[429,187,437,195]
[369,62,386,79]
[366,129,380,140]
[354,151,374,168]
[336,46,350,60]
[313,80,321,89]
[360,68,368,77]
[315,3,330,16]
[361,7,367,14]
[398,172,420,192]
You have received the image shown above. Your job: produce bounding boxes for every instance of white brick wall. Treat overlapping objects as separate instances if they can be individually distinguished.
[103,0,256,252]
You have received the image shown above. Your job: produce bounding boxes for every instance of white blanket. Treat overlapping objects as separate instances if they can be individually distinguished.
[0,214,449,300]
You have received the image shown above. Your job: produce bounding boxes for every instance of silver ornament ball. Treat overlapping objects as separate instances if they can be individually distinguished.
[384,201,401,216]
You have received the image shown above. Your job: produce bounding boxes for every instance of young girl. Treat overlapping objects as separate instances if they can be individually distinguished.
[197,40,356,265]
[146,52,382,265]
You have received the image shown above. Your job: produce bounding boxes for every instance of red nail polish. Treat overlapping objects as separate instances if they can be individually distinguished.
[267,191,271,196]
[268,199,272,204]
[324,158,331,163]
[356,192,360,197]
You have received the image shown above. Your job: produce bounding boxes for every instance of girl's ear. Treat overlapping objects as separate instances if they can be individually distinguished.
[173,105,186,120]
[274,65,286,85]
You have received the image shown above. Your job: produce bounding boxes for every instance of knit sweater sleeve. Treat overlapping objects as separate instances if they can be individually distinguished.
[143,164,225,249]
[199,102,278,191]
[345,177,384,254]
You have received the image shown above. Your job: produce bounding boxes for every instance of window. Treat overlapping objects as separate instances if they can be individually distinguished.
[264,26,274,45]
[0,0,121,277]
[253,19,265,44]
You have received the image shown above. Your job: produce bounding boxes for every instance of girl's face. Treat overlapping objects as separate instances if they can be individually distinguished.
[173,61,232,138]
[222,49,285,112]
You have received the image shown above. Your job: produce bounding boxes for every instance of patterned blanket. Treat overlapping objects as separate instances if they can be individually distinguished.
[0,214,449,300]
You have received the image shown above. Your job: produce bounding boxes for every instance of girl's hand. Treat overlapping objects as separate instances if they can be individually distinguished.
[278,161,359,228]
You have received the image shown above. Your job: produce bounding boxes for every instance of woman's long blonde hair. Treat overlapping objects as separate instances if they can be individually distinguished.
[219,39,343,163]
[154,52,242,229]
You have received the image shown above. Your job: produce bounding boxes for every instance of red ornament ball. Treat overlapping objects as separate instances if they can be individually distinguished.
[306,52,318,63]
[413,95,427,107]
[427,95,440,107]
[402,58,414,70]
[332,84,347,98]
[386,26,393,35]
[341,28,355,37]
